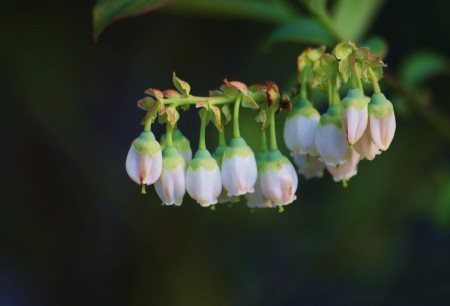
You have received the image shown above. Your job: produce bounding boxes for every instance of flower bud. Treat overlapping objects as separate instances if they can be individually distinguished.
[246,152,274,208]
[161,128,192,164]
[341,88,370,144]
[154,147,186,206]
[315,105,349,167]
[291,153,325,179]
[326,148,360,182]
[221,137,257,197]
[283,97,320,155]
[126,131,162,185]
[368,93,396,151]
[353,125,381,160]
[186,149,222,207]
[212,145,239,204]
[260,150,298,206]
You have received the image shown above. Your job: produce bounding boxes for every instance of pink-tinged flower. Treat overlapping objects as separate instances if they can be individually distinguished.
[160,128,192,164]
[126,131,162,186]
[260,150,298,206]
[315,105,349,167]
[155,147,186,206]
[291,154,325,179]
[186,149,222,207]
[353,125,381,160]
[368,93,396,151]
[212,144,239,204]
[221,137,257,197]
[327,148,360,182]
[246,152,275,208]
[283,97,320,156]
[341,88,370,144]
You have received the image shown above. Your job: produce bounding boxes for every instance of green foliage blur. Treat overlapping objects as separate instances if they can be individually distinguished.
[1,0,450,304]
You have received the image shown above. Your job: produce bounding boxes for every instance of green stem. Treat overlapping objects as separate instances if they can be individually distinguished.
[331,62,339,106]
[300,69,309,99]
[198,110,208,150]
[368,67,381,94]
[269,111,278,151]
[163,95,234,107]
[260,130,268,152]
[218,129,226,146]
[327,79,333,106]
[350,54,358,90]
[143,119,152,132]
[233,95,242,138]
[165,123,174,147]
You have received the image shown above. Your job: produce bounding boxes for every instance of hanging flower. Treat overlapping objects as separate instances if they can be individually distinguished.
[368,93,396,151]
[283,97,320,156]
[186,149,222,207]
[246,152,274,208]
[327,148,360,182]
[341,88,370,144]
[154,147,186,206]
[161,128,192,164]
[353,125,381,160]
[221,137,257,197]
[212,144,239,204]
[126,131,162,186]
[291,153,325,179]
[315,105,349,166]
[260,150,298,206]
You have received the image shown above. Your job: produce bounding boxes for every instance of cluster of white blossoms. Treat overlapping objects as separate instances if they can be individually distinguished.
[284,43,395,185]
[126,41,395,210]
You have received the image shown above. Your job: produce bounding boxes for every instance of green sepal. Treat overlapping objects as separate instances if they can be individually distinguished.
[261,150,290,172]
[288,96,320,118]
[241,95,259,109]
[256,151,269,169]
[158,106,180,126]
[223,137,254,159]
[132,131,161,156]
[341,88,370,110]
[368,93,394,118]
[212,145,228,166]
[298,46,326,72]
[334,41,357,60]
[172,73,190,96]
[162,147,185,170]
[222,105,232,124]
[320,105,343,128]
[312,53,338,91]
[189,149,218,171]
[255,109,269,132]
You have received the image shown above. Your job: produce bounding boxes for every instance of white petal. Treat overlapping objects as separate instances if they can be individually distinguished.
[343,106,368,145]
[353,127,381,160]
[261,163,298,206]
[327,148,360,182]
[315,124,349,167]
[291,154,325,179]
[126,146,141,184]
[139,151,163,185]
[155,165,185,206]
[186,166,222,207]
[246,172,274,208]
[221,154,257,196]
[284,115,320,155]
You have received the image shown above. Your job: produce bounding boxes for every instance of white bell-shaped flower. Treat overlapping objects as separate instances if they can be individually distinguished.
[369,93,396,151]
[186,149,222,207]
[246,152,274,208]
[327,148,360,182]
[212,145,239,204]
[291,153,325,179]
[126,131,162,186]
[283,97,320,156]
[221,137,257,197]
[353,125,381,160]
[154,147,186,206]
[161,128,192,164]
[260,150,298,206]
[315,105,349,167]
[341,88,370,144]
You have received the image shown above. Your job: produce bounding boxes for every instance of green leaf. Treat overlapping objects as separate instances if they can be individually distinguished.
[220,85,239,98]
[399,51,449,87]
[209,105,223,131]
[93,0,174,41]
[172,73,191,96]
[362,36,388,58]
[332,0,386,41]
[266,18,335,47]
[299,0,328,15]
[163,0,296,25]
[137,97,157,111]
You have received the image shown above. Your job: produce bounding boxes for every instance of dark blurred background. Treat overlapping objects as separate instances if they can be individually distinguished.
[1,0,450,305]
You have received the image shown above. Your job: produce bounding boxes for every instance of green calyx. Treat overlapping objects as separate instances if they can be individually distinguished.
[133,131,161,155]
[261,150,290,172]
[256,151,269,169]
[223,137,254,159]
[189,149,218,171]
[320,105,343,128]
[212,145,228,166]
[161,129,191,152]
[341,88,370,110]
[368,93,394,118]
[162,147,185,170]
[288,96,320,119]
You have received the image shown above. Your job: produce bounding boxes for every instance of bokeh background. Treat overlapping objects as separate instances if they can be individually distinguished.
[2,0,450,305]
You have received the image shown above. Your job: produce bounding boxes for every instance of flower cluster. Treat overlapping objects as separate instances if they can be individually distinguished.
[126,41,395,210]
[284,42,395,184]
